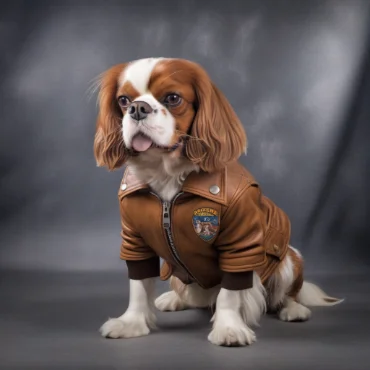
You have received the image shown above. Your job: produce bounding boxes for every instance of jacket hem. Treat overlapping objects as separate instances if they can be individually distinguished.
[220,256,267,273]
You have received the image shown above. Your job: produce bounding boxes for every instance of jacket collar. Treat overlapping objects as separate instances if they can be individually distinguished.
[119,165,228,205]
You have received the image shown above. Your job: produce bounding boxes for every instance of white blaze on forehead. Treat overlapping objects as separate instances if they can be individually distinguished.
[119,57,167,95]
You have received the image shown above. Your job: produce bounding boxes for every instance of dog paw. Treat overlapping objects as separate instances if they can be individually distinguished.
[279,302,311,322]
[99,311,154,339]
[155,291,189,312]
[208,319,256,346]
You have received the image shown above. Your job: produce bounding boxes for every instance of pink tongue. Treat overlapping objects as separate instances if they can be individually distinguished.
[131,134,153,152]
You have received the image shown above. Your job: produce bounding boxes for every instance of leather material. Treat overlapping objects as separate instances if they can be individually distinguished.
[160,260,173,281]
[118,160,291,289]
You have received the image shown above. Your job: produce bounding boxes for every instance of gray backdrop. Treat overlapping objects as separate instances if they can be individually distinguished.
[1,0,370,272]
[2,1,370,369]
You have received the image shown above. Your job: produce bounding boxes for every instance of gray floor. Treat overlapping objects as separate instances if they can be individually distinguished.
[1,270,369,370]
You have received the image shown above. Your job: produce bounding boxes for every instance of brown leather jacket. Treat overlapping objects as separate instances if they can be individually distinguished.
[119,161,291,290]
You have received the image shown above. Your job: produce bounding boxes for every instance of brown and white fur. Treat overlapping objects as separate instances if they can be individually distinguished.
[94,57,343,346]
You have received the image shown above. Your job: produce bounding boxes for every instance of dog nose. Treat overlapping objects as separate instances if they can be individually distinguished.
[128,101,153,121]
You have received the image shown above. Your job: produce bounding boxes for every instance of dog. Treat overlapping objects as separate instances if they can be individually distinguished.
[93,57,342,346]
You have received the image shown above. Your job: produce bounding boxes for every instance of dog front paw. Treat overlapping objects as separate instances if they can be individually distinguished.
[208,312,256,346]
[99,311,155,339]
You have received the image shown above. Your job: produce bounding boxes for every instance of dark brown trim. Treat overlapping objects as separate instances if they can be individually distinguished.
[125,257,160,280]
[221,270,254,290]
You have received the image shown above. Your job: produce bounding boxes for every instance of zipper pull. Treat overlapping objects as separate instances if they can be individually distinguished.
[162,202,171,229]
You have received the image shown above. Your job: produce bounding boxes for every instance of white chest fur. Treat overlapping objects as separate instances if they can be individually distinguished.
[127,152,198,202]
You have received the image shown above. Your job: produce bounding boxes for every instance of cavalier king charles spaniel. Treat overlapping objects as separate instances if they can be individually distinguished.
[93,57,342,346]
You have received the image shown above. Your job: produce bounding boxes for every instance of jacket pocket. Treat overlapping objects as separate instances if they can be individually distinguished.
[264,226,286,260]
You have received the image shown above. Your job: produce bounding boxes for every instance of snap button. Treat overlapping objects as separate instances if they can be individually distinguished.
[209,185,220,195]
[121,183,127,191]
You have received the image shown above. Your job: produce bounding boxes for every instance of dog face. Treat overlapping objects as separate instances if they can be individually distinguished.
[93,58,247,173]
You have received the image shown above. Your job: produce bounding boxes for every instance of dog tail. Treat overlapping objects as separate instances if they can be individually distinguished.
[297,281,344,307]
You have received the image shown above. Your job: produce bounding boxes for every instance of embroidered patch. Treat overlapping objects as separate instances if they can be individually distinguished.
[192,207,219,242]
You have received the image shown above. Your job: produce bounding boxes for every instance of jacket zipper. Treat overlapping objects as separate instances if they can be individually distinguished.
[150,191,197,283]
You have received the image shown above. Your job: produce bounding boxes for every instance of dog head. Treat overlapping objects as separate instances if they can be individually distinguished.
[93,58,247,173]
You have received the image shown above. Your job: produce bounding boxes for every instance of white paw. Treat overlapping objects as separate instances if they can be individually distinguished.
[279,301,312,322]
[155,291,188,312]
[208,324,256,347]
[208,311,256,347]
[99,311,154,339]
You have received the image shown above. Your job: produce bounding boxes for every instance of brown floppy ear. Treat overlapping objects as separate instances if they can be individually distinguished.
[186,73,247,173]
[93,63,128,170]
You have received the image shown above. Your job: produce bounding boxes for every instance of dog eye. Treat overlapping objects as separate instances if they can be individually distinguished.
[164,94,182,107]
[117,96,131,108]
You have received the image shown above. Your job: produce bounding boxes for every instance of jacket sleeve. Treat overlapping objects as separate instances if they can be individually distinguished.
[214,184,267,290]
[119,197,160,280]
